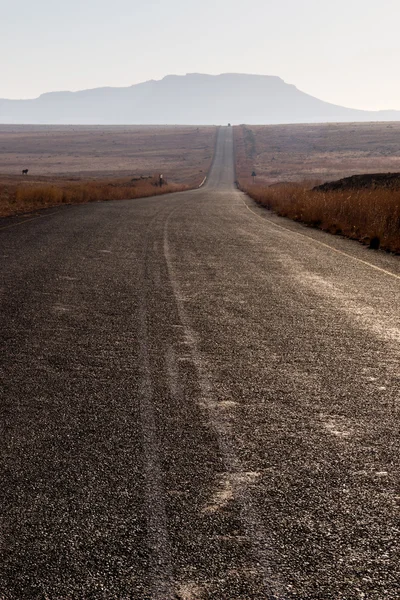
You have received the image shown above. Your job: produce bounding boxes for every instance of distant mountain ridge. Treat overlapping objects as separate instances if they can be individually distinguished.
[1,73,399,125]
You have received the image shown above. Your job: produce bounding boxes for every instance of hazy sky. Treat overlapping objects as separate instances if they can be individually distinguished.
[2,0,400,110]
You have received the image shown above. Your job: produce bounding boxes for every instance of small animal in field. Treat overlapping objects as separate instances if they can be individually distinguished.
[22,169,29,175]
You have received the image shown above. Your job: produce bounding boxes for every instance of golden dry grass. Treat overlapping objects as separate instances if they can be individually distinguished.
[0,177,188,217]
[240,183,400,253]
[234,124,400,253]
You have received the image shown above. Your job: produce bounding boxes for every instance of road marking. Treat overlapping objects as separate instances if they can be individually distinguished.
[240,197,400,282]
[163,204,284,599]
[0,211,61,231]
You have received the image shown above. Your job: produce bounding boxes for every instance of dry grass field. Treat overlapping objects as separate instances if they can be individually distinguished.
[234,122,400,186]
[0,125,216,216]
[234,123,400,253]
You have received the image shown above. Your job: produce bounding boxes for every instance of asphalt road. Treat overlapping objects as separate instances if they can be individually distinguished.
[1,127,399,599]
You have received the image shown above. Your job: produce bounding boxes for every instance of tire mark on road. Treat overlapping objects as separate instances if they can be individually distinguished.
[137,213,175,600]
[163,209,285,600]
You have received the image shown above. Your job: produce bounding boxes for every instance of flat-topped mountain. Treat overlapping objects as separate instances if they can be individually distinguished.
[1,73,399,125]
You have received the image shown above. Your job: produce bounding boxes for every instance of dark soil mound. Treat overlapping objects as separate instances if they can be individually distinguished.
[268,181,303,188]
[314,172,400,192]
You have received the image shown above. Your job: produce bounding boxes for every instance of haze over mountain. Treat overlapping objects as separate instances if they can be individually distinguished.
[1,73,400,125]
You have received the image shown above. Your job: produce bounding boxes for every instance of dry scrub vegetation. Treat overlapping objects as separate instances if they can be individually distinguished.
[234,123,400,253]
[0,125,216,217]
[241,183,400,253]
[0,177,188,217]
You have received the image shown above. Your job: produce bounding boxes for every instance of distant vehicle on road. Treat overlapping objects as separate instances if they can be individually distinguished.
[227,123,231,127]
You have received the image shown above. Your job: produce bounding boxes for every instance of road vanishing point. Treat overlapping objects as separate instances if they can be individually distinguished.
[1,127,399,599]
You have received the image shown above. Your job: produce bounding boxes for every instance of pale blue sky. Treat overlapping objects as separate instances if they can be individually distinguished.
[2,0,399,110]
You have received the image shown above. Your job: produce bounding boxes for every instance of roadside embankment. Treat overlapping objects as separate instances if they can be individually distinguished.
[239,181,400,254]
[233,124,400,254]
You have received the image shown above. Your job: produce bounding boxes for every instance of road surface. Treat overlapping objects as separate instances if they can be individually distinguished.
[1,127,399,599]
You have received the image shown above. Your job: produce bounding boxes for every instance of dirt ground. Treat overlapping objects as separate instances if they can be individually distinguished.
[0,125,216,185]
[234,122,400,186]
[314,172,400,191]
